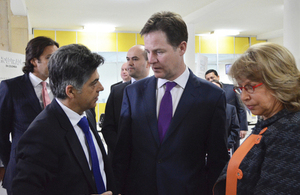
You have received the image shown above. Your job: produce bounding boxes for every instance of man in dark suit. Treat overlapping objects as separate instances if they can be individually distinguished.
[102,44,150,155]
[0,36,58,194]
[205,69,248,149]
[211,80,240,153]
[12,44,115,195]
[113,12,228,195]
[0,160,4,182]
[110,62,131,90]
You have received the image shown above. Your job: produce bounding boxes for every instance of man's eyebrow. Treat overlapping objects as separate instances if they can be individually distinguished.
[90,78,99,85]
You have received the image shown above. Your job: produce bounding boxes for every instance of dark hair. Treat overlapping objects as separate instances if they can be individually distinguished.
[140,11,188,48]
[205,69,219,76]
[211,79,223,88]
[48,44,104,99]
[23,36,59,74]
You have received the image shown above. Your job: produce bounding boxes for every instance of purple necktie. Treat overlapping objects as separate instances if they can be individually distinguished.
[158,82,177,143]
[78,116,106,194]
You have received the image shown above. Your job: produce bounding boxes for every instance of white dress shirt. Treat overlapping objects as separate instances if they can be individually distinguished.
[29,72,53,108]
[56,99,107,188]
[156,66,190,117]
[131,77,137,83]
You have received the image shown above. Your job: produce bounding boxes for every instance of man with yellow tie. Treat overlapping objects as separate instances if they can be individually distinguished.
[0,36,58,195]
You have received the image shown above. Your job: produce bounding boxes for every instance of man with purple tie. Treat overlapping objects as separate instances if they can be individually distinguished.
[113,11,228,195]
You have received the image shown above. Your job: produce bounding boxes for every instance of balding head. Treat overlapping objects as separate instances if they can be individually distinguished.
[126,45,150,80]
[120,62,131,82]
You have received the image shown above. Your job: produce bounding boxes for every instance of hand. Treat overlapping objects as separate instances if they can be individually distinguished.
[240,130,248,139]
[0,167,5,182]
[101,192,112,195]
[91,191,113,195]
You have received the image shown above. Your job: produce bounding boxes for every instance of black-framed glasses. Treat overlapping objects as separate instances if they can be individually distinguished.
[233,83,263,94]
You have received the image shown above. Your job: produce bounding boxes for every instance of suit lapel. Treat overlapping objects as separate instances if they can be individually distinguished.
[163,71,202,143]
[19,74,42,114]
[142,77,161,146]
[52,101,97,192]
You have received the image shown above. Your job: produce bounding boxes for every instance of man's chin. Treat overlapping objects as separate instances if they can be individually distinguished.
[154,72,165,79]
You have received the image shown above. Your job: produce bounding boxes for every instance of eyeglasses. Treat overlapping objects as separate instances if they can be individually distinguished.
[233,83,263,94]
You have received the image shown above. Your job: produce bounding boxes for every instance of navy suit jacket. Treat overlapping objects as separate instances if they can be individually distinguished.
[102,81,131,153]
[226,104,240,149]
[12,99,116,194]
[223,83,248,130]
[110,81,123,91]
[0,73,42,191]
[113,70,229,195]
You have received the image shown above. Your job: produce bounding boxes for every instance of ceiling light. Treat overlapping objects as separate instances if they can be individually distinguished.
[83,24,115,32]
[211,30,240,36]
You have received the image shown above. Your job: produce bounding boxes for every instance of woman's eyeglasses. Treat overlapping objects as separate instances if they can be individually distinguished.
[233,83,263,94]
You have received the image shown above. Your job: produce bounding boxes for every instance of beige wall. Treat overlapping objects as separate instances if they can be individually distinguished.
[0,0,11,51]
[11,15,28,54]
[0,0,28,54]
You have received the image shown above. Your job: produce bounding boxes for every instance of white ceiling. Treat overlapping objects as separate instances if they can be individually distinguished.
[13,0,284,39]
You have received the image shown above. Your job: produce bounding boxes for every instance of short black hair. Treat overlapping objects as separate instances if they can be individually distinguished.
[205,69,219,76]
[48,44,104,99]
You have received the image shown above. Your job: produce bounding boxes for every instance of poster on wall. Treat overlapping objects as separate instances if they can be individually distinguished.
[196,53,208,79]
[0,50,25,83]
[225,64,232,74]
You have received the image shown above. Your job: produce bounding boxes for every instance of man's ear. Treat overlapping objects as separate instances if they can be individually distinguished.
[178,41,187,56]
[146,61,150,68]
[65,85,76,99]
[30,58,38,67]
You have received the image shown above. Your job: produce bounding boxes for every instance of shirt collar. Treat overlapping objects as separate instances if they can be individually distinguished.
[56,98,86,127]
[29,72,50,87]
[131,77,136,83]
[131,74,150,84]
[157,65,189,89]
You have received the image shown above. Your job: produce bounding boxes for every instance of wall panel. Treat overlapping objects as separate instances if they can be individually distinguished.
[98,33,117,52]
[56,31,76,47]
[235,37,249,54]
[118,33,136,52]
[200,36,217,53]
[34,30,55,40]
[77,31,98,51]
[218,36,234,54]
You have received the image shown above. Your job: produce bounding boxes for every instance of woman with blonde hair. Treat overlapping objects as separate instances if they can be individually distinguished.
[213,42,300,194]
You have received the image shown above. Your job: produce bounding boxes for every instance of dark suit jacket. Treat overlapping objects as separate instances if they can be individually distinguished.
[12,99,116,195]
[102,81,131,152]
[0,73,42,191]
[226,104,240,149]
[223,83,248,130]
[113,70,229,195]
[110,81,122,91]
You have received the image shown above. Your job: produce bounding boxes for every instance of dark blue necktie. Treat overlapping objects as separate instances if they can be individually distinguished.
[78,116,106,194]
[158,82,177,143]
